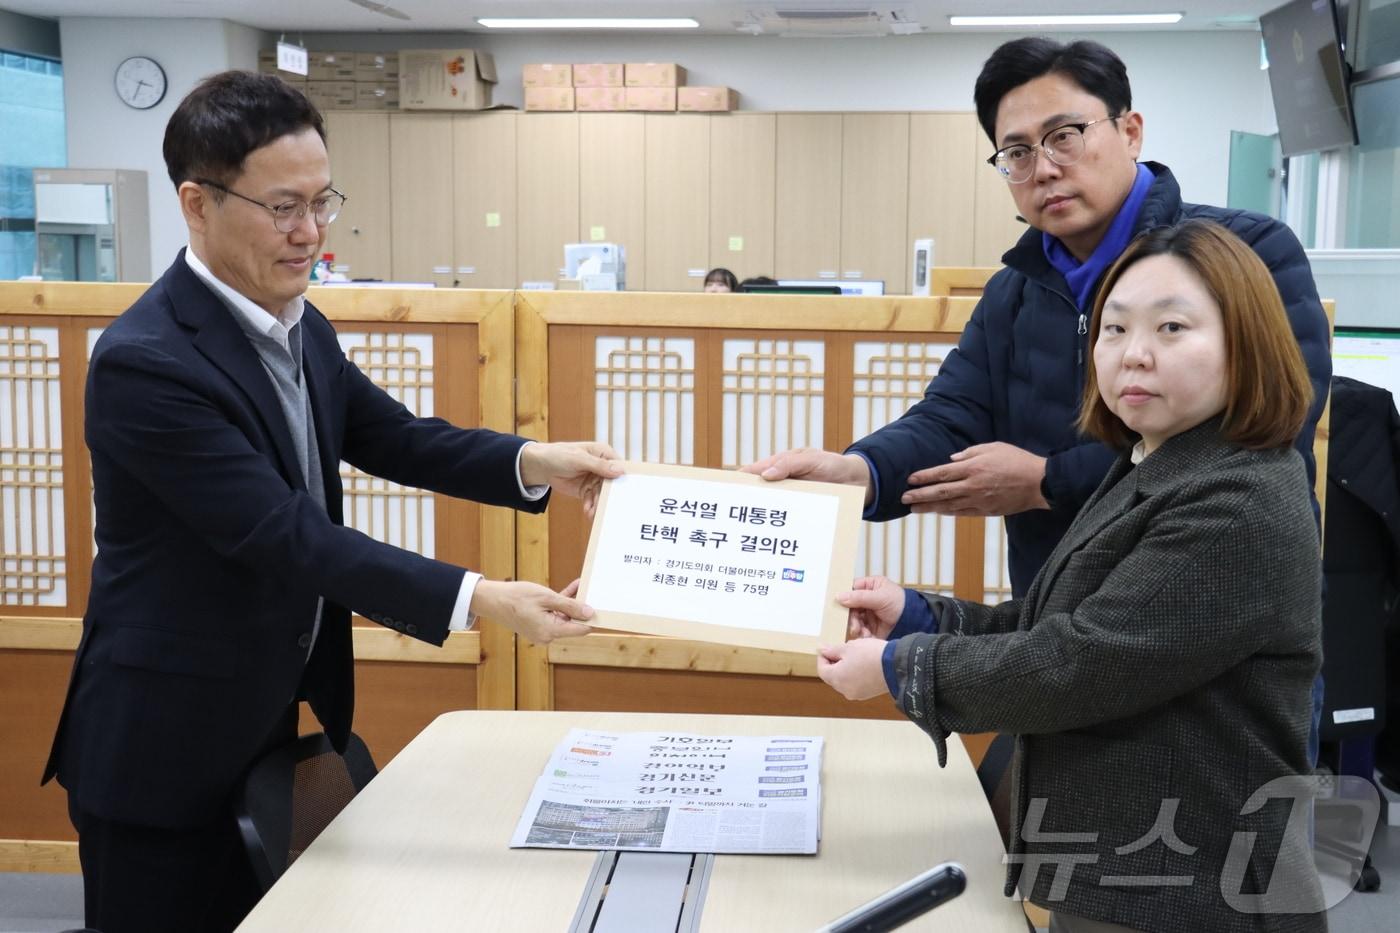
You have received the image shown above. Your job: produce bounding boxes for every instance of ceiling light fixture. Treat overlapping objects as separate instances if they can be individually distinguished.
[476,17,700,29]
[949,14,1184,27]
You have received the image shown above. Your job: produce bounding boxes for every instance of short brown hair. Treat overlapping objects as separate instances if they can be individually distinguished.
[1078,220,1313,450]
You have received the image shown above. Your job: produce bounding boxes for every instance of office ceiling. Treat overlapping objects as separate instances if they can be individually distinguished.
[5,1,1290,34]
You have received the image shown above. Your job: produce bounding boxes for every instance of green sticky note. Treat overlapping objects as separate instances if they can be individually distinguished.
[728,235,744,252]
[485,212,501,228]
[590,226,606,241]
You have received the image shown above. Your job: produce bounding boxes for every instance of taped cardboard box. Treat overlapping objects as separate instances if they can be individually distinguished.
[354,52,399,82]
[523,63,572,87]
[575,86,626,111]
[524,87,575,112]
[624,87,676,111]
[400,49,497,110]
[307,81,357,111]
[624,63,685,87]
[355,82,400,110]
[309,51,356,81]
[678,86,740,112]
[573,63,624,87]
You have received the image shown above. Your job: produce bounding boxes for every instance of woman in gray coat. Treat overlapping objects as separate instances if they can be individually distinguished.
[818,220,1324,933]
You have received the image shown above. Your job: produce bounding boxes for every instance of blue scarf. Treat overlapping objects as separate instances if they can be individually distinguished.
[1043,163,1155,310]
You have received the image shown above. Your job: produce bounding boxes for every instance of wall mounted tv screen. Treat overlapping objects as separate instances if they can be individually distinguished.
[1260,0,1357,157]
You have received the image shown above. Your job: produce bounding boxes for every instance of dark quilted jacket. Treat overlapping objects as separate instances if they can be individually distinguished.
[849,161,1332,596]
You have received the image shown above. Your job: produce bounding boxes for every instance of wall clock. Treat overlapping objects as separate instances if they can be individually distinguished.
[114,56,167,110]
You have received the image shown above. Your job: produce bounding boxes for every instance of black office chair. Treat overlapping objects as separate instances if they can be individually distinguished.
[1315,376,1400,893]
[971,733,1040,932]
[974,732,1015,850]
[234,731,378,892]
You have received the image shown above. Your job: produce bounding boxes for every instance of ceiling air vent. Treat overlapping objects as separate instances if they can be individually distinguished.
[345,0,410,21]
[741,6,922,38]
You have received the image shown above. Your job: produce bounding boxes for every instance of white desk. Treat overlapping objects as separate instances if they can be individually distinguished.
[236,710,1026,931]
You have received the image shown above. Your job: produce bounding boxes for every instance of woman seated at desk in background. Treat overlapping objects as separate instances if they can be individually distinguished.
[817,220,1325,933]
[703,267,739,293]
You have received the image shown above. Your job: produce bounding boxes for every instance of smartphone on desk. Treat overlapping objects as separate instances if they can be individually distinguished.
[816,862,966,933]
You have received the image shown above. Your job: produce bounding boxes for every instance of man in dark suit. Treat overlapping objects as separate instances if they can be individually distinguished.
[43,71,619,933]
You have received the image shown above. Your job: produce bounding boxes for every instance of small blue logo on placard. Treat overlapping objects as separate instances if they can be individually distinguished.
[782,568,804,582]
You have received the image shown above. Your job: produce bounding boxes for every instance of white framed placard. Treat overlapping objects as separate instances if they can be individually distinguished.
[578,461,866,653]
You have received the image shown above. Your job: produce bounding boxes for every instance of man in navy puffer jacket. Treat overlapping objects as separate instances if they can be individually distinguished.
[747,38,1331,598]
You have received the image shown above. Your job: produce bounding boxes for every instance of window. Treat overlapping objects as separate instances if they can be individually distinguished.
[0,50,65,279]
[1284,151,1321,248]
[1344,77,1400,248]
[1352,0,1400,72]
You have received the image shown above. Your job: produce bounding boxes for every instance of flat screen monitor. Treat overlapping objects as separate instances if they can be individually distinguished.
[739,284,843,295]
[1333,326,1400,400]
[1261,0,1357,157]
[778,279,885,296]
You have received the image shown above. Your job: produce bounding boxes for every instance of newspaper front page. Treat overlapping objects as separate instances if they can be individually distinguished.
[509,729,824,854]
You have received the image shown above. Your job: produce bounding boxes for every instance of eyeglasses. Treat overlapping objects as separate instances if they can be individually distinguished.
[987,116,1121,184]
[197,179,347,233]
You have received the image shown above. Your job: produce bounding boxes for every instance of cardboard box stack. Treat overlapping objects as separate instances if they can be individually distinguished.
[304,50,354,109]
[570,63,625,111]
[257,50,401,110]
[256,50,751,115]
[354,53,399,109]
[623,62,682,111]
[523,60,739,114]
[309,51,358,81]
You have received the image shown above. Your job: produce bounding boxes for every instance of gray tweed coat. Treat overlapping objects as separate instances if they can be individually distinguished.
[892,418,1325,933]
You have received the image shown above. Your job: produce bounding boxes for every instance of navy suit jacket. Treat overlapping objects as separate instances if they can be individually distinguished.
[45,252,545,828]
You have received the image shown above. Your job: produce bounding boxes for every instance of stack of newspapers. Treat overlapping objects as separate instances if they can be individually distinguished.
[509,728,824,854]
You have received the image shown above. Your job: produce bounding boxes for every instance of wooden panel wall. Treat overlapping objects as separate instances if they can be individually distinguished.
[709,114,777,285]
[909,113,980,269]
[324,112,392,281]
[579,114,646,290]
[454,112,519,289]
[774,113,844,282]
[644,114,711,291]
[328,110,1020,292]
[389,114,456,287]
[840,113,910,290]
[517,113,580,285]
